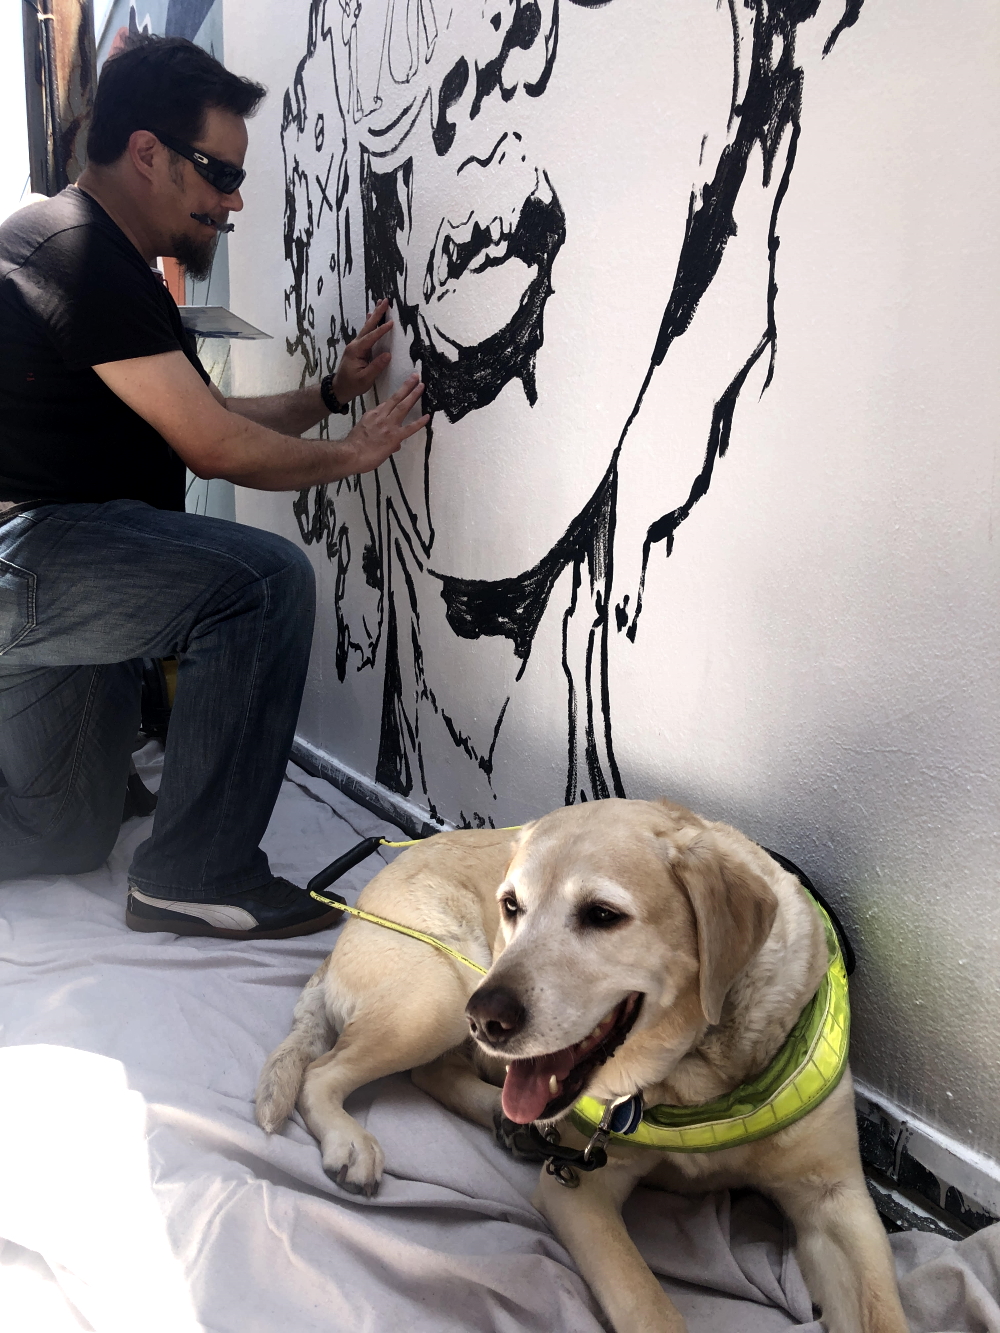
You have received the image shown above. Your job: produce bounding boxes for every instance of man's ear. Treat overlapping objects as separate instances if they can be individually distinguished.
[666,827,778,1025]
[127,130,160,184]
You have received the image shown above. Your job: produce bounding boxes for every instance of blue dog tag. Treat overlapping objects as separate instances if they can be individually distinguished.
[608,1095,643,1136]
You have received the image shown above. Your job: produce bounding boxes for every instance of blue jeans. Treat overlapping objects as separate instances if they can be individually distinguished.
[0,500,315,899]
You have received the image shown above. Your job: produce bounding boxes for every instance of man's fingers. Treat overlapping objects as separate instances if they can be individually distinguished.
[384,373,421,408]
[353,320,393,352]
[357,299,390,337]
[398,413,430,442]
[388,382,425,422]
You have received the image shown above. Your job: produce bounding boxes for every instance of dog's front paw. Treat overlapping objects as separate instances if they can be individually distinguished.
[320,1127,385,1198]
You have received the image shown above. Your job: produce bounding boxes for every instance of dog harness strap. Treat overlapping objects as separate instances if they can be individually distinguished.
[569,898,850,1153]
[308,890,489,975]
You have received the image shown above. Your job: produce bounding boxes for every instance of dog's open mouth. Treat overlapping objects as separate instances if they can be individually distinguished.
[501,992,644,1125]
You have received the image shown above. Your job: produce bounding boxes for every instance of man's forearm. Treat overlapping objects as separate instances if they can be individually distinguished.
[92,349,425,491]
[226,384,331,436]
[205,412,363,489]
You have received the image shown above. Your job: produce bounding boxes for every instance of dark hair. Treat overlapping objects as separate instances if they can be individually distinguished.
[87,34,266,166]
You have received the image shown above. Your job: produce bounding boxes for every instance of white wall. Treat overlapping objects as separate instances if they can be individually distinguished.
[225,1,1000,1166]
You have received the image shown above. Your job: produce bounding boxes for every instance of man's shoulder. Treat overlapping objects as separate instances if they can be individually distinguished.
[0,188,136,280]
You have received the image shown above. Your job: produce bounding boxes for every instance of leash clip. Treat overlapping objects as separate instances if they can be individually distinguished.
[583,1093,644,1164]
[547,1095,644,1188]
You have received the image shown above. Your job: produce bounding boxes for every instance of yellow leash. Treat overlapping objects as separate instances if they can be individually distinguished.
[308,887,488,975]
[306,826,524,976]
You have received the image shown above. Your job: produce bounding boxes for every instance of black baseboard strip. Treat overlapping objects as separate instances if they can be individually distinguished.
[856,1092,999,1236]
[290,737,444,841]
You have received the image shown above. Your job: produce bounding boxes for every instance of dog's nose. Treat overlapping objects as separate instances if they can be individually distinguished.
[466,986,526,1047]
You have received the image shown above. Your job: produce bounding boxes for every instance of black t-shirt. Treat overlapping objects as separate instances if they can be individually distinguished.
[0,186,210,511]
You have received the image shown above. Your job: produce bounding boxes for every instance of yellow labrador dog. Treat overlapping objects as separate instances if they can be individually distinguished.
[256,799,906,1333]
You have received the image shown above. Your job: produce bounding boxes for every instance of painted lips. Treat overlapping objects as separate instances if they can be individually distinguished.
[424,172,555,298]
[421,170,561,351]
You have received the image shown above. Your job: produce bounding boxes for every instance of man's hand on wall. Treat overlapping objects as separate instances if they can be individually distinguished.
[344,374,429,475]
[332,299,395,404]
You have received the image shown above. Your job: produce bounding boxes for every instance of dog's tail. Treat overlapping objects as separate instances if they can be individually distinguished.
[255,958,334,1134]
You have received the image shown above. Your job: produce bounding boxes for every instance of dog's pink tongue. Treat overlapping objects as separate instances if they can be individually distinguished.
[502,1049,576,1124]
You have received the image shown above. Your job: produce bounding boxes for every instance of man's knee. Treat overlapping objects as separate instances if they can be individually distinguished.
[278,535,315,596]
[229,523,315,597]
[257,532,316,621]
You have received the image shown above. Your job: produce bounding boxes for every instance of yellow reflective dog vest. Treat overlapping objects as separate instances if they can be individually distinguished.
[569,900,850,1153]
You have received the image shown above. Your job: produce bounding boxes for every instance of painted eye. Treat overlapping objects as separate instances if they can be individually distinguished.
[500,895,520,919]
[582,904,625,929]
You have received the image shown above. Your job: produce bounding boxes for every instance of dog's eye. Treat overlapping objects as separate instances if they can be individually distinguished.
[500,895,520,919]
[581,904,625,929]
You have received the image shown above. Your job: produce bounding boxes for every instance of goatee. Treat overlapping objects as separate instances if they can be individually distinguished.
[170,230,218,283]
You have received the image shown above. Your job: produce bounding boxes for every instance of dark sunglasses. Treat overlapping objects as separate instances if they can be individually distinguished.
[154,132,246,195]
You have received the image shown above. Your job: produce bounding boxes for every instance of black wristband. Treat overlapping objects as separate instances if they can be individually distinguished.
[319,372,350,415]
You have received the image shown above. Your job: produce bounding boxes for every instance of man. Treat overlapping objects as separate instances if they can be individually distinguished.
[0,35,428,937]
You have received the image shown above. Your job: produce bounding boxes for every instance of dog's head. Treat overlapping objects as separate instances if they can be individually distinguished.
[466,798,778,1124]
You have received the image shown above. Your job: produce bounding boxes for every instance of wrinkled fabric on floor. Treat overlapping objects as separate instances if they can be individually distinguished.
[1,744,998,1332]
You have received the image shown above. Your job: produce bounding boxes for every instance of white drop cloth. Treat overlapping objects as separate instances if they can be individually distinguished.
[1,744,997,1332]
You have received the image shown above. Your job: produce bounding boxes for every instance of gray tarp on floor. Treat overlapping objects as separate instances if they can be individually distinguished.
[1,745,997,1332]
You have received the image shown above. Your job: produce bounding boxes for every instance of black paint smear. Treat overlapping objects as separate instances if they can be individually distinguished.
[282,0,364,396]
[823,0,864,56]
[282,160,317,376]
[334,522,351,679]
[437,470,623,804]
[470,1,543,118]
[439,469,614,672]
[375,602,413,795]
[281,0,325,381]
[561,560,584,803]
[361,157,407,314]
[361,541,381,590]
[433,58,470,156]
[620,0,818,640]
[374,504,515,817]
[294,475,384,678]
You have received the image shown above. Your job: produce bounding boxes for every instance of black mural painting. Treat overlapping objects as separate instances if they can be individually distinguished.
[283,0,864,827]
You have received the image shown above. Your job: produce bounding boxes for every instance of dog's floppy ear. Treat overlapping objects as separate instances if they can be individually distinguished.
[666,827,778,1025]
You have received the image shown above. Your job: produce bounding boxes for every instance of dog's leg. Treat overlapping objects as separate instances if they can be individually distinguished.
[769,1176,908,1333]
[411,1047,504,1129]
[255,957,332,1133]
[534,1152,687,1333]
[298,996,470,1196]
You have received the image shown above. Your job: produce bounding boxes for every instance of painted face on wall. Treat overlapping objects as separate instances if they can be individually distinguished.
[315,0,743,583]
[283,0,864,818]
[345,0,565,423]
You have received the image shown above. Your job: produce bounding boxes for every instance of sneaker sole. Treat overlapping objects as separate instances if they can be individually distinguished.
[125,903,345,940]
